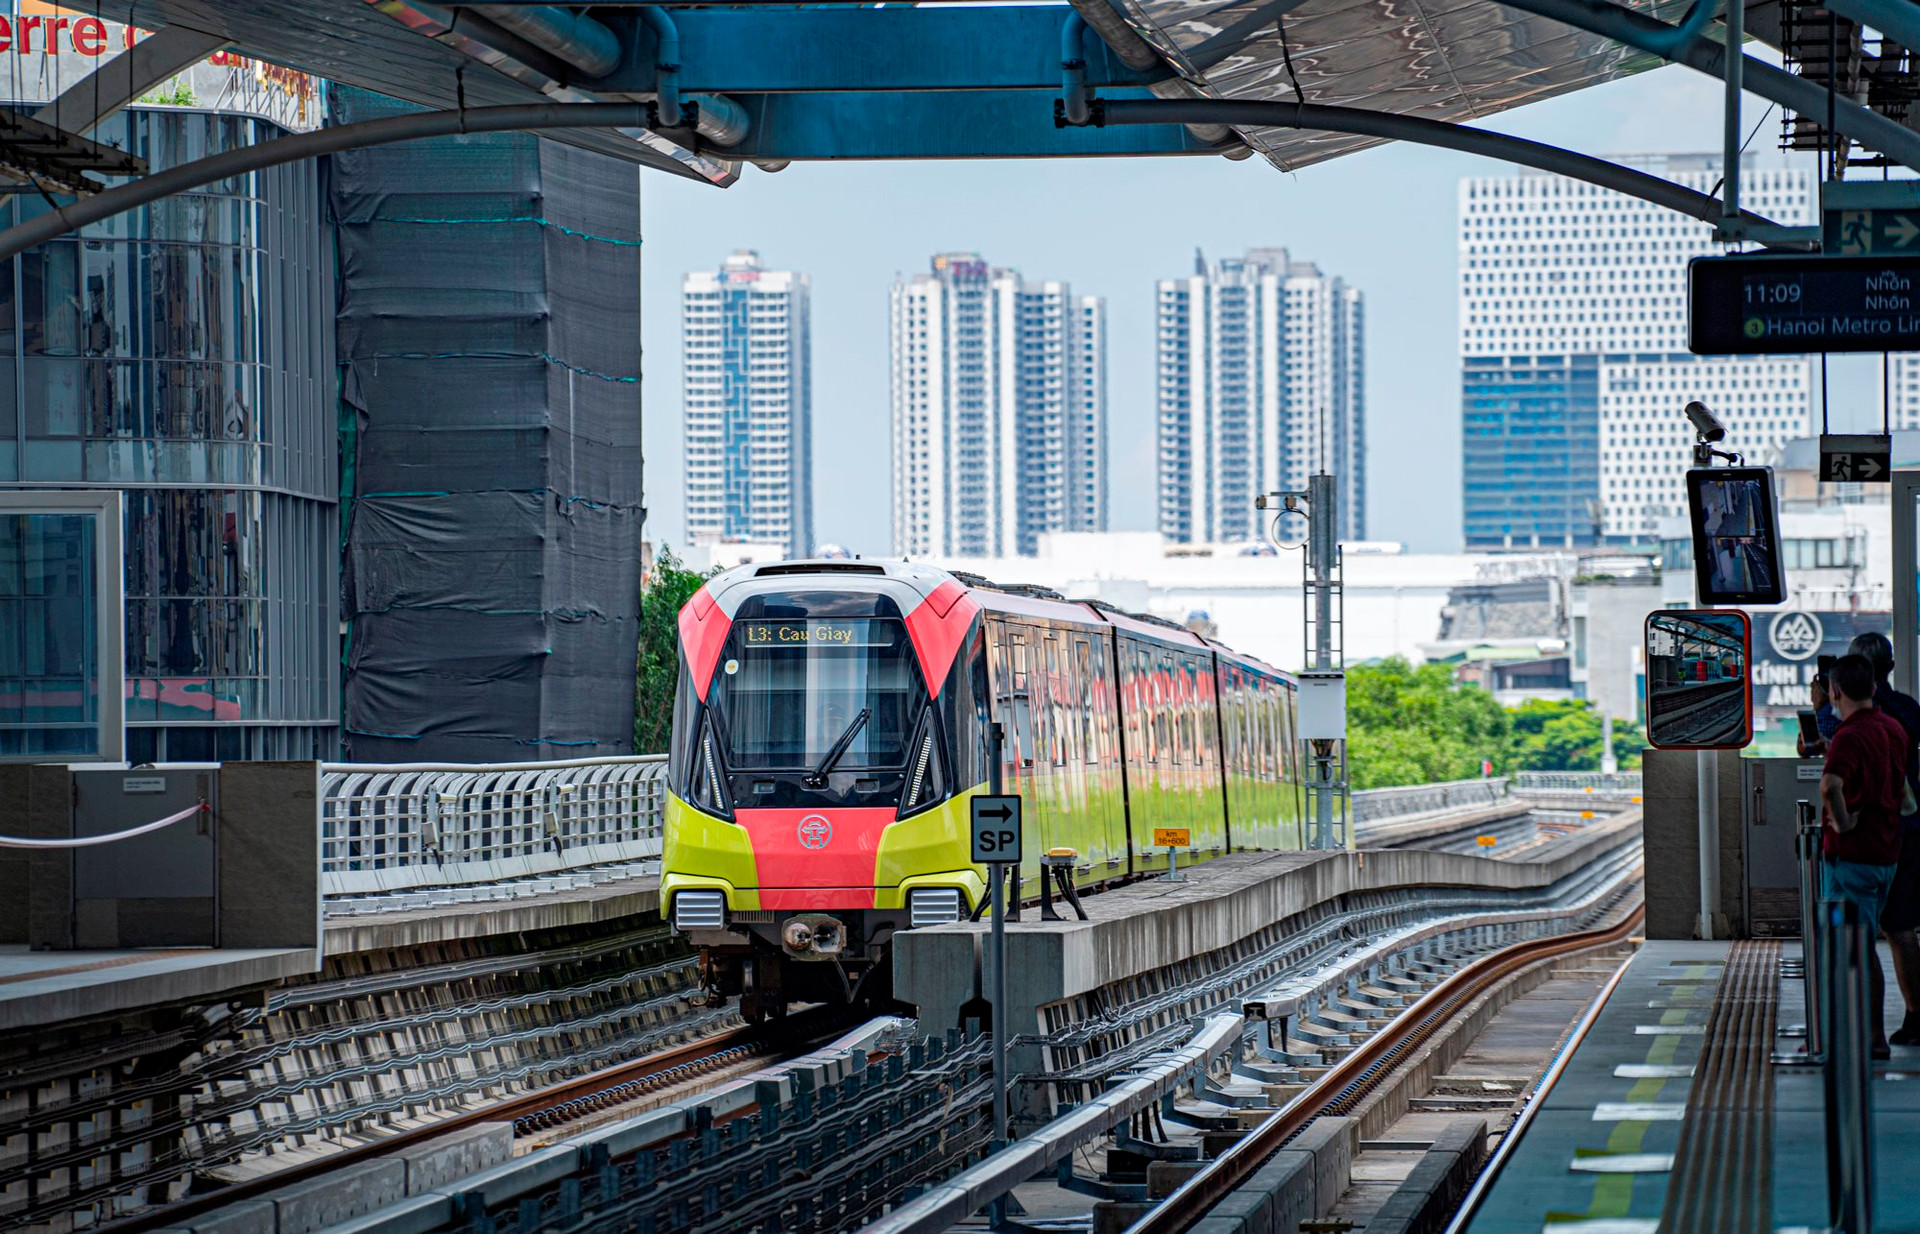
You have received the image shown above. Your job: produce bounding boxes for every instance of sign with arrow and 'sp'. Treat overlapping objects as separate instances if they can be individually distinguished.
[970,795,1023,863]
[1819,433,1893,484]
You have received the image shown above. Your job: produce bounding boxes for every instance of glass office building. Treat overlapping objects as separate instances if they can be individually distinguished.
[0,107,338,761]
[1461,355,1600,548]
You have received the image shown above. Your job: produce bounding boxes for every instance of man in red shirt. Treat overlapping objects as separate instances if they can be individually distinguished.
[1821,653,1908,1058]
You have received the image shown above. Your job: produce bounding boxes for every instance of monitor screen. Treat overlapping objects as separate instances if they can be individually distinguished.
[1685,466,1785,606]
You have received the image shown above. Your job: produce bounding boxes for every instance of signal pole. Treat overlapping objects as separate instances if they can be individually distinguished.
[1259,472,1349,850]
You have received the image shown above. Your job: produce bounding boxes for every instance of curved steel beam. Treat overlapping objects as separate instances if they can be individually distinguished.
[0,102,650,263]
[1495,0,1920,171]
[1825,0,1920,60]
[1086,99,1792,230]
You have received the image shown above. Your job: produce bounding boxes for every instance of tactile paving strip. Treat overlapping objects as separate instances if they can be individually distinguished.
[1655,939,1779,1234]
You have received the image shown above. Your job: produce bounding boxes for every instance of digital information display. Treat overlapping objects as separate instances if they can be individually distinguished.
[1686,466,1786,606]
[736,619,895,649]
[1689,254,1920,354]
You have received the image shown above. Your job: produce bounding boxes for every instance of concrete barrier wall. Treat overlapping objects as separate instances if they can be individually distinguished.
[898,812,1642,1025]
[1641,749,1742,939]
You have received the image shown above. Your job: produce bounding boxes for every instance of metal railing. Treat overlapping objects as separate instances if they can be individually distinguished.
[313,758,1632,899]
[320,756,667,897]
[1350,777,1509,823]
[1509,770,1643,798]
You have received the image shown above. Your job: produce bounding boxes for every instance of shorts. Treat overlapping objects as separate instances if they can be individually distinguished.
[1881,827,1920,933]
[1823,860,1898,932]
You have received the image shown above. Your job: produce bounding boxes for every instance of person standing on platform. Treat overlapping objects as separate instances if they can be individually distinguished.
[1819,653,1908,1059]
[1847,631,1920,1047]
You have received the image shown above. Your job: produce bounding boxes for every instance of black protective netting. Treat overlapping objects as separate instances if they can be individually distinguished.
[330,87,643,762]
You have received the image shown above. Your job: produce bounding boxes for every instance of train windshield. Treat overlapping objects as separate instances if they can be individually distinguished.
[710,617,925,772]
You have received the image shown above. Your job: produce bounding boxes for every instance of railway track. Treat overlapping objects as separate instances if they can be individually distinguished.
[99,1008,857,1234]
[1125,900,1647,1234]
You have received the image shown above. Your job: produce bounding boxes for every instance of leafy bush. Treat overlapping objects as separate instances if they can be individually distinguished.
[634,547,711,754]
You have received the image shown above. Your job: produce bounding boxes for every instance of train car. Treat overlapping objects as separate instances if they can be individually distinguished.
[661,559,1303,1017]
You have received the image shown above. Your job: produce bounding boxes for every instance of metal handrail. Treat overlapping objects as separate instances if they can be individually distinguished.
[313,755,1626,898]
[1510,771,1644,797]
[320,756,667,896]
[1350,777,1510,822]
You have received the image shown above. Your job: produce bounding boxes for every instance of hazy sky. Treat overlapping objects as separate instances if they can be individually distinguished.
[638,61,1866,558]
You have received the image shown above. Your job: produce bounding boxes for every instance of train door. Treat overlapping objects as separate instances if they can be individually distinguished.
[985,618,1045,897]
[986,619,1034,788]
[1031,628,1066,882]
[1073,633,1121,881]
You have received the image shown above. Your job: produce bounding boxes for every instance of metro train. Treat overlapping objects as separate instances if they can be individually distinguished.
[661,559,1306,1017]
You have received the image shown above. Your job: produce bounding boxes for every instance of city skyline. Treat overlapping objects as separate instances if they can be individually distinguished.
[641,63,1872,562]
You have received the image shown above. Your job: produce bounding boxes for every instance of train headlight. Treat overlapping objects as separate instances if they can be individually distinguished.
[908,887,964,927]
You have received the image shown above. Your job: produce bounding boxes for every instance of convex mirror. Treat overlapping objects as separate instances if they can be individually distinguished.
[1645,609,1753,750]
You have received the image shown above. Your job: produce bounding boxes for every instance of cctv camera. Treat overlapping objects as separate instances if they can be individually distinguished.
[1683,401,1727,443]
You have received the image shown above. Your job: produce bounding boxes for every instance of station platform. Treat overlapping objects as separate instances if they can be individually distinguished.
[1462,938,1920,1233]
[0,872,664,1033]
[0,944,315,1032]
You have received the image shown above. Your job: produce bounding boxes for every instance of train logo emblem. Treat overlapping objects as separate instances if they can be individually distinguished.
[798,815,832,850]
[1769,611,1823,661]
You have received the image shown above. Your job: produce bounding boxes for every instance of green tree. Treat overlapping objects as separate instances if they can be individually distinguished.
[1506,697,1605,771]
[635,547,711,753]
[1345,658,1513,789]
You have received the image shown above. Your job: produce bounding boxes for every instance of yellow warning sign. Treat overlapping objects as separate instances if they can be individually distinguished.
[1153,828,1191,848]
[1475,835,1498,847]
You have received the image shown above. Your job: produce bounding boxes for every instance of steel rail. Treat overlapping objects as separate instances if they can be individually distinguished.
[1126,901,1647,1234]
[99,1011,850,1234]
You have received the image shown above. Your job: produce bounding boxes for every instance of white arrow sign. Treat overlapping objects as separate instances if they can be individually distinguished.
[1860,455,1884,478]
[1890,214,1920,248]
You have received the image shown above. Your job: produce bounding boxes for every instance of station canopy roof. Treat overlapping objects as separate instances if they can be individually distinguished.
[67,0,1758,181]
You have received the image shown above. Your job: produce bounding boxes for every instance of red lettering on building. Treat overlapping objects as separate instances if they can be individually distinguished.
[19,16,40,55]
[73,17,104,55]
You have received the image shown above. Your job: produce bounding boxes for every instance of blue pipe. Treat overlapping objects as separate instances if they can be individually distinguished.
[641,7,681,122]
[1636,0,1719,54]
[1062,11,1091,126]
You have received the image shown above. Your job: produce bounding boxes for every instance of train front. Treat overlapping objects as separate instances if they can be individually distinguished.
[661,561,988,1015]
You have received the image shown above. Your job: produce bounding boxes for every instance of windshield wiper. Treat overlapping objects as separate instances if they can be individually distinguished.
[804,708,871,787]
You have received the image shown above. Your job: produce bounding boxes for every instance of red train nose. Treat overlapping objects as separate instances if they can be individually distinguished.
[732,806,898,909]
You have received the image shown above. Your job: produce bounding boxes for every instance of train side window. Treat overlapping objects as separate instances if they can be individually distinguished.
[1046,636,1068,766]
[1277,685,1289,781]
[1246,679,1258,776]
[1251,687,1267,783]
[1136,648,1152,763]
[1008,631,1034,772]
[1076,639,1098,764]
[1165,654,1182,767]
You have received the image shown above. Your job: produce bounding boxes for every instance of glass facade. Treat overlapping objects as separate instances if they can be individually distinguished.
[0,107,337,761]
[1461,355,1601,548]
[0,507,109,758]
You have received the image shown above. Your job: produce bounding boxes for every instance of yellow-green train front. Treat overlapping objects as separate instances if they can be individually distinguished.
[662,560,1305,1018]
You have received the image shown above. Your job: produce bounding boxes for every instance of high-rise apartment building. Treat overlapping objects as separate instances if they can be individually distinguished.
[1460,156,1816,548]
[890,253,1107,558]
[683,250,813,558]
[1883,355,1920,427]
[1156,249,1365,545]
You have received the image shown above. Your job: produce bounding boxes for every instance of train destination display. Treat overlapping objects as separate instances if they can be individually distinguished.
[1688,254,1920,353]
